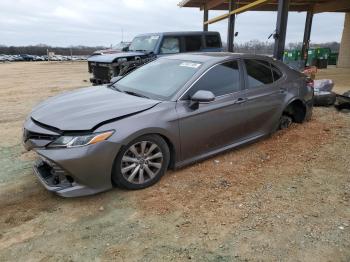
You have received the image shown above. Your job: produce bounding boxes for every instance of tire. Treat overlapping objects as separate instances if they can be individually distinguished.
[112,135,170,190]
[313,91,336,107]
[279,114,293,130]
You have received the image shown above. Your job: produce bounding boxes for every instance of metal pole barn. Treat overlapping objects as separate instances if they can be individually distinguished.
[301,11,314,65]
[203,7,209,31]
[227,0,236,52]
[273,0,290,60]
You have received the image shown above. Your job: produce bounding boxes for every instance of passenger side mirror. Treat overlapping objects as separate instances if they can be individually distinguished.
[122,46,129,52]
[189,90,215,109]
[191,90,215,103]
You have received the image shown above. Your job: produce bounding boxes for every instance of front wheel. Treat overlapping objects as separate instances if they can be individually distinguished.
[112,135,170,190]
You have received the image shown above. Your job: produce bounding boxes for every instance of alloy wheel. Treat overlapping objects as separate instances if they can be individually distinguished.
[121,141,163,185]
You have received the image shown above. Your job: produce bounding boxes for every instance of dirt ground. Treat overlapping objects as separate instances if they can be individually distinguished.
[0,62,349,262]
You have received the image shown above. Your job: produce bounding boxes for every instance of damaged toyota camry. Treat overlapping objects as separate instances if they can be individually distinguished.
[23,53,313,197]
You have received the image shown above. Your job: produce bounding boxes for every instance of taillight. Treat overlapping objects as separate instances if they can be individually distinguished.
[306,77,314,89]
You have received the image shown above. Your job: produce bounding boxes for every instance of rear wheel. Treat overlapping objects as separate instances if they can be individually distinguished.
[279,114,293,130]
[112,135,170,190]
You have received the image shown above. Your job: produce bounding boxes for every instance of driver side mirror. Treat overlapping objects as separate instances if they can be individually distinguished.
[189,90,215,109]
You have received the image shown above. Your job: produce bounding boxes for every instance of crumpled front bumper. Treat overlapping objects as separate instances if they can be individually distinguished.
[33,157,108,197]
[33,141,119,197]
[23,117,120,197]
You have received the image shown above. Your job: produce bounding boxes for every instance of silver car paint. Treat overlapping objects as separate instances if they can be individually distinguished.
[23,53,313,197]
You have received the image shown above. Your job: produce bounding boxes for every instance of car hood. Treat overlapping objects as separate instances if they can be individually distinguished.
[92,49,122,56]
[31,86,160,131]
[87,51,147,63]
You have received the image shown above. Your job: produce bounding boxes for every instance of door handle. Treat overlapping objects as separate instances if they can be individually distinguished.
[280,88,287,94]
[234,98,247,104]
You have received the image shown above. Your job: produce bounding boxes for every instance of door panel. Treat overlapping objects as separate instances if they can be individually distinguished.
[176,94,247,162]
[241,85,286,137]
[240,59,287,137]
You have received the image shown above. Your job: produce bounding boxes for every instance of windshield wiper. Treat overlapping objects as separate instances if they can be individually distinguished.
[109,85,149,99]
[123,90,150,99]
[108,84,123,92]
[129,49,148,52]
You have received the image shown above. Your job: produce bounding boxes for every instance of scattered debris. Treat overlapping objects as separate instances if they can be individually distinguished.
[335,91,350,112]
[314,79,334,92]
[313,91,336,106]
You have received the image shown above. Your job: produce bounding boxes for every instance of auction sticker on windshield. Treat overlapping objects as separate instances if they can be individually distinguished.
[179,62,201,69]
[150,35,160,40]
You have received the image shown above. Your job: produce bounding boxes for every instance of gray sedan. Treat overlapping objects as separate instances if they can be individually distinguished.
[23,53,313,197]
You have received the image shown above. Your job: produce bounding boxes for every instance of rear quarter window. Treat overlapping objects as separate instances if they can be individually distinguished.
[271,63,283,81]
[160,37,180,54]
[205,35,221,48]
[244,59,274,88]
[184,35,202,52]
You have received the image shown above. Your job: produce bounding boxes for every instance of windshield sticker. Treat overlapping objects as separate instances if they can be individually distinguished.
[179,62,201,69]
[150,35,160,40]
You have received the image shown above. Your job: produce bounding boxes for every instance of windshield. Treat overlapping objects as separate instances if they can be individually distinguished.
[129,35,160,52]
[112,42,130,50]
[114,58,202,100]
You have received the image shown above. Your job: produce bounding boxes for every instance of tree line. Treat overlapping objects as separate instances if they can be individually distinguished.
[0,41,340,56]
[230,40,340,55]
[0,44,105,56]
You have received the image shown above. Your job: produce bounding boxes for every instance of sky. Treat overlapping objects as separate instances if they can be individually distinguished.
[0,0,345,47]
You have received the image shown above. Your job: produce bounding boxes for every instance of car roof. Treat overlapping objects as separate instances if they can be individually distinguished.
[135,31,220,37]
[161,52,275,64]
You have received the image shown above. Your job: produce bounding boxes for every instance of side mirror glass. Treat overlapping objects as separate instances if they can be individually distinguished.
[191,90,215,103]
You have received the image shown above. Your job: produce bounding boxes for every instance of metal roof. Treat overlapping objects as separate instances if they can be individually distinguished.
[178,0,350,13]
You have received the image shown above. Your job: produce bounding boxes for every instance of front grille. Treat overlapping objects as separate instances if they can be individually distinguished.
[92,64,111,81]
[23,128,58,142]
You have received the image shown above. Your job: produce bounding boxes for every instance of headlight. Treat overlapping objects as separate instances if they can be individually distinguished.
[48,130,114,148]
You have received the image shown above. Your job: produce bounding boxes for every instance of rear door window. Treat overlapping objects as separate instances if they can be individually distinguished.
[244,59,273,89]
[205,35,221,48]
[184,35,202,52]
[160,37,180,54]
[185,60,240,98]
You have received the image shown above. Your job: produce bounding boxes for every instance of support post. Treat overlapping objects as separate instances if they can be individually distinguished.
[227,0,236,52]
[203,7,209,31]
[273,0,290,60]
[301,11,313,66]
[338,13,350,68]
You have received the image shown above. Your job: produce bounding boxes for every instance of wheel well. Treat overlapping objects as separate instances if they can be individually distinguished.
[283,100,307,123]
[111,133,176,186]
[157,134,176,170]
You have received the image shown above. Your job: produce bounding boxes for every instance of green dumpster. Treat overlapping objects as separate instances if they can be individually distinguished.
[316,47,331,60]
[306,49,317,67]
[328,52,338,65]
[283,49,302,62]
[315,48,331,69]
